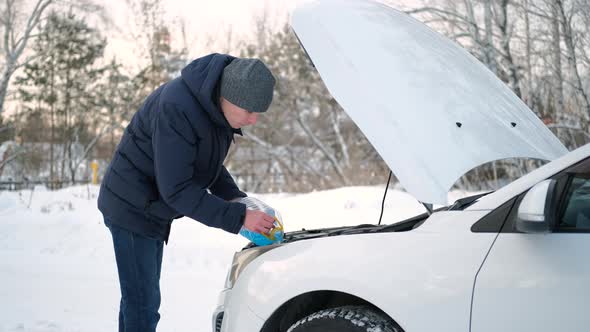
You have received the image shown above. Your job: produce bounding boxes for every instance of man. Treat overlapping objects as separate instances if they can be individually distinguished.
[97,53,277,331]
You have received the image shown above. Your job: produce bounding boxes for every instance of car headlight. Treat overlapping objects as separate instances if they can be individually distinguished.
[225,244,281,289]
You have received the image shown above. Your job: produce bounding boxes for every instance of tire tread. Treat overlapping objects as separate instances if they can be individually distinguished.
[286,305,402,332]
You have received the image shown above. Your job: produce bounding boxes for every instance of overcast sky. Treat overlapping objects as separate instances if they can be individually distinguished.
[102,0,299,71]
[101,0,416,71]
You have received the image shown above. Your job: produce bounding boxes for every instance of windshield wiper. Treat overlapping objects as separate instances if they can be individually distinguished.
[326,224,378,236]
[447,191,493,210]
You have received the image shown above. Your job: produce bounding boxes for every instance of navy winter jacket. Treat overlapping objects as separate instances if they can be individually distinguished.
[97,53,248,242]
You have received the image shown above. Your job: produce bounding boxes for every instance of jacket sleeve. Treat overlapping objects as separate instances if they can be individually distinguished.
[209,166,247,201]
[152,102,245,234]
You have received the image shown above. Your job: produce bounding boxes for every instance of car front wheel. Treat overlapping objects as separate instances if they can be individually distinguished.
[286,305,402,332]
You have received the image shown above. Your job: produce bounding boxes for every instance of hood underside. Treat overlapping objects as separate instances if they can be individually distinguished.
[291,0,568,204]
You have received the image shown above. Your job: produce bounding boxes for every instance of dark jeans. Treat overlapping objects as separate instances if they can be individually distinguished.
[105,218,164,332]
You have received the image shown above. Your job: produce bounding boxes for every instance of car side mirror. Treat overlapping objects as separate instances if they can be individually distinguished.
[516,179,557,233]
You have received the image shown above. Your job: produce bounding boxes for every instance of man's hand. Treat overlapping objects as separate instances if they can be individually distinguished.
[243,209,275,234]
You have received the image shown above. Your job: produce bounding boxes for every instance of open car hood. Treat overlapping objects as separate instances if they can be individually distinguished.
[291,0,567,204]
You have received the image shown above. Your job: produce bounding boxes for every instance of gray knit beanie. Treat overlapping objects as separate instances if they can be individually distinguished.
[220,58,276,113]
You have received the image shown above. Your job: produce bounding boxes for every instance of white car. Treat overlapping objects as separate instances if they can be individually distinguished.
[213,0,590,331]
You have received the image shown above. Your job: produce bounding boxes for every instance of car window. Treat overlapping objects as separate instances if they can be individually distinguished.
[558,174,590,231]
[496,158,590,234]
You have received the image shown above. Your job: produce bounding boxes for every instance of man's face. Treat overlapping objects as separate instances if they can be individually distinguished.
[220,97,259,129]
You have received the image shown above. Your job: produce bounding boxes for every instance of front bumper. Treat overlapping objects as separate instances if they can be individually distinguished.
[212,289,229,332]
[212,288,266,332]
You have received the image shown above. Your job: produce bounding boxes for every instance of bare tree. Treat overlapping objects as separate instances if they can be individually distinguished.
[295,102,350,186]
[484,0,499,74]
[523,0,533,105]
[550,0,565,118]
[494,0,523,97]
[0,0,53,116]
[555,0,590,119]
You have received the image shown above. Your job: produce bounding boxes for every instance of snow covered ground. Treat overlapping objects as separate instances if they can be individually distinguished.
[0,184,474,331]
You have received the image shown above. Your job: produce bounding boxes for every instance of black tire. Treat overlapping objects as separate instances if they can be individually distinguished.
[286,305,402,332]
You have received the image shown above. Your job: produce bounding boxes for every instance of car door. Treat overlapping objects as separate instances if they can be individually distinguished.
[471,160,590,332]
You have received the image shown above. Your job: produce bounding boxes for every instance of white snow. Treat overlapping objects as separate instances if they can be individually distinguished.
[0,185,474,331]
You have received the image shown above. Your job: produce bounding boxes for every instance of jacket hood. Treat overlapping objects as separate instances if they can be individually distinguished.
[181,53,242,134]
[291,0,567,205]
